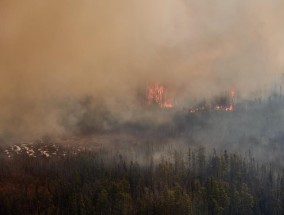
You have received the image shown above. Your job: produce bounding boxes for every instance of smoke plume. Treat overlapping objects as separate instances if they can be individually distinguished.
[0,0,284,140]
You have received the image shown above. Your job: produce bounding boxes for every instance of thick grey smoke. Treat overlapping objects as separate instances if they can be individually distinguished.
[0,0,284,140]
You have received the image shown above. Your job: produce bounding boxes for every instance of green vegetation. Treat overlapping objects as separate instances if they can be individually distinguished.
[0,147,283,215]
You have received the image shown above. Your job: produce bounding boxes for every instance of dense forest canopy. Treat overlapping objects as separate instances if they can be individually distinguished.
[0,144,283,215]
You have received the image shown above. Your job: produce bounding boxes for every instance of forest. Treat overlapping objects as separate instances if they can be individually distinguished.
[0,144,283,215]
[1,0,284,214]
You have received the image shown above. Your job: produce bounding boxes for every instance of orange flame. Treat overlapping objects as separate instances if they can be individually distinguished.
[146,83,174,108]
[189,89,236,113]
[227,89,236,112]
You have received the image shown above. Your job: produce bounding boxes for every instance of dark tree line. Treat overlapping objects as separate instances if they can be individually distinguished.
[0,146,284,215]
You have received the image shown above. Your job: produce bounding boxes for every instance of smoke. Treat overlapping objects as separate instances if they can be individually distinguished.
[0,0,284,140]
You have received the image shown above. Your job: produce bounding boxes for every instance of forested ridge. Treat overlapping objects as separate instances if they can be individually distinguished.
[0,146,283,215]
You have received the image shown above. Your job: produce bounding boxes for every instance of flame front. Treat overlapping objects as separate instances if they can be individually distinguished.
[227,89,236,112]
[189,89,236,113]
[146,84,236,112]
[146,83,174,108]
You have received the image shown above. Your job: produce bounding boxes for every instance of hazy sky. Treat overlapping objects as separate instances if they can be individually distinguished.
[0,0,284,139]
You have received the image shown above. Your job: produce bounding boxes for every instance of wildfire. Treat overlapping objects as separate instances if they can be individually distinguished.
[227,89,236,112]
[146,83,236,112]
[146,83,174,108]
[189,89,236,113]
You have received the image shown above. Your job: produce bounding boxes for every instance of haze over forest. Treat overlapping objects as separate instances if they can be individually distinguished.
[1,0,284,141]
